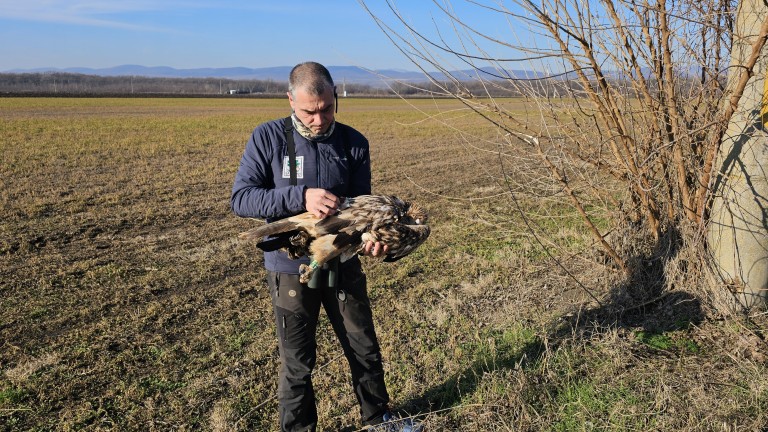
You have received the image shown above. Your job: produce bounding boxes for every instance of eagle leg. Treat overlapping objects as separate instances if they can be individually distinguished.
[298,235,347,284]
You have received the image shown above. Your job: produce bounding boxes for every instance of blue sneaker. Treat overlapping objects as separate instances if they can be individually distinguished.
[368,411,423,432]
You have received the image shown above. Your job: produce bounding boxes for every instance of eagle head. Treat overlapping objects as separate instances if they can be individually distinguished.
[405,203,429,225]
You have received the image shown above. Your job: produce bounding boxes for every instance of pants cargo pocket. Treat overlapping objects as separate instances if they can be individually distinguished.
[276,308,313,349]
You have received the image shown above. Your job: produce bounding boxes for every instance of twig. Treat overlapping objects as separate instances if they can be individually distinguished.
[0,408,32,413]
[620,292,673,313]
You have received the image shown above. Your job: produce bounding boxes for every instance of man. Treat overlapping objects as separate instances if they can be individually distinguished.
[231,62,420,431]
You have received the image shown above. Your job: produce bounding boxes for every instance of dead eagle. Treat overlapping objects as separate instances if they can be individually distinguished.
[240,195,430,283]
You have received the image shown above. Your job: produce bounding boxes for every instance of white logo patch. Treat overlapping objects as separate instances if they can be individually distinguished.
[282,156,304,179]
[288,289,297,297]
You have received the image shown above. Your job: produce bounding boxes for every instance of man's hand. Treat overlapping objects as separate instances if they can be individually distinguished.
[362,241,389,257]
[304,188,340,218]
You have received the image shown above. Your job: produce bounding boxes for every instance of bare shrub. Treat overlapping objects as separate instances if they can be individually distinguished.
[360,0,767,313]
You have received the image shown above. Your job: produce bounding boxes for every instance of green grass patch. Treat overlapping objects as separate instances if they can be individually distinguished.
[552,380,649,431]
[635,330,701,354]
[138,376,187,395]
[0,386,28,405]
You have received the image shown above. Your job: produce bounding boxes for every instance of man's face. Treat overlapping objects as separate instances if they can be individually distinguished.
[288,86,335,135]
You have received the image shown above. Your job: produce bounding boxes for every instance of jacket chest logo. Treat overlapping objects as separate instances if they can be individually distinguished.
[282,156,304,179]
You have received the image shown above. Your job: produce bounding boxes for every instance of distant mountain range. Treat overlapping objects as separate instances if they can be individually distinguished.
[4,65,546,87]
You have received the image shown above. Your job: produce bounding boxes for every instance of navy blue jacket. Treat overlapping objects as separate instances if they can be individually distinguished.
[231,118,372,273]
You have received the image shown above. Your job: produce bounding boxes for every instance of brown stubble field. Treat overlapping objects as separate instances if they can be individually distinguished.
[1,96,767,431]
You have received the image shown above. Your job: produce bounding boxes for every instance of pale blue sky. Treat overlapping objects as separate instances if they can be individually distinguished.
[0,0,523,72]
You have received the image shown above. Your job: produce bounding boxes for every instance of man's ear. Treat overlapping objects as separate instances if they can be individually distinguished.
[287,91,295,110]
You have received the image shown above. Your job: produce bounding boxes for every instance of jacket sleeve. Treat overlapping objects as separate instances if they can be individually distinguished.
[230,126,306,219]
[346,133,372,197]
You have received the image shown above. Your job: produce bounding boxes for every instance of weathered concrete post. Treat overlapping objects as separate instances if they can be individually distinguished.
[708,0,768,309]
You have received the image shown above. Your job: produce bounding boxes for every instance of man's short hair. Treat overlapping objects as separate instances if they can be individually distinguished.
[289,62,335,97]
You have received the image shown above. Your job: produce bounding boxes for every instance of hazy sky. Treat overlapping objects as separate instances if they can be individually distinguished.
[0,0,512,72]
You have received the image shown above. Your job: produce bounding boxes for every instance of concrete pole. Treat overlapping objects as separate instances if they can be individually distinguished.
[708,0,768,309]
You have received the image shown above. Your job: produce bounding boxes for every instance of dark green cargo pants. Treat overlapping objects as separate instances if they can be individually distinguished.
[267,263,390,431]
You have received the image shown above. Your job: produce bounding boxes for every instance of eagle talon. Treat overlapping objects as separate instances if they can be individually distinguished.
[299,264,314,284]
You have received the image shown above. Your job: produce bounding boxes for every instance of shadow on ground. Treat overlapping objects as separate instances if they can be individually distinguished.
[403,226,706,421]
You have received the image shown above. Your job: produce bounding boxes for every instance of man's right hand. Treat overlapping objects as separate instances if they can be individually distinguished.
[304,188,340,218]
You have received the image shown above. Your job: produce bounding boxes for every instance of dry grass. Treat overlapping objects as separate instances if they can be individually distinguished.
[1,97,767,431]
